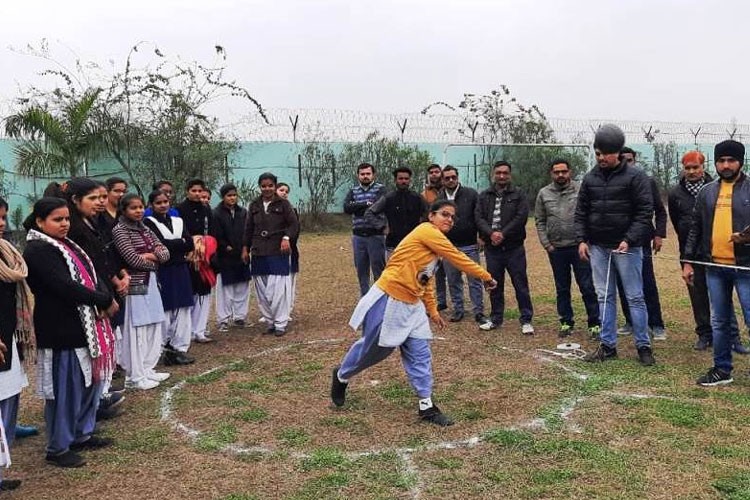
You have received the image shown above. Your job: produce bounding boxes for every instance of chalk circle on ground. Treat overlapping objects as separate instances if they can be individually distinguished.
[159,338,599,460]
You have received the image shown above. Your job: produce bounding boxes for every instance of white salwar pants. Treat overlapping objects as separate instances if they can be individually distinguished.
[191,294,212,340]
[162,307,193,353]
[121,322,163,385]
[287,273,298,316]
[255,274,292,330]
[215,275,251,325]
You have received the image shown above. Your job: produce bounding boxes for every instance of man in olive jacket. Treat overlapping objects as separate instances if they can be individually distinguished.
[535,158,599,338]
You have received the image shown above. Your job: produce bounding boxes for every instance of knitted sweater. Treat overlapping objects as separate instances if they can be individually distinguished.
[112,217,170,294]
[375,222,492,319]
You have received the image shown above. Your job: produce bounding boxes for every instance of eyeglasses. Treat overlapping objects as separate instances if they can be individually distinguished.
[436,211,457,221]
[443,175,457,180]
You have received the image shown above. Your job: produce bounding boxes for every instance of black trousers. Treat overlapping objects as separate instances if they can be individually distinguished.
[485,245,533,324]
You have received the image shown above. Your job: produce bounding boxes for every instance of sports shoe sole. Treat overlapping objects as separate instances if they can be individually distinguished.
[698,378,733,387]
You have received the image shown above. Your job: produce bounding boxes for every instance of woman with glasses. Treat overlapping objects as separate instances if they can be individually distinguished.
[330,200,497,426]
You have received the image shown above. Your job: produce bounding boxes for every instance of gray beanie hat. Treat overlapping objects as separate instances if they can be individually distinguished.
[593,124,626,154]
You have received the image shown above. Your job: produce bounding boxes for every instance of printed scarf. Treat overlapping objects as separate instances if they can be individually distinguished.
[685,178,705,198]
[26,229,115,382]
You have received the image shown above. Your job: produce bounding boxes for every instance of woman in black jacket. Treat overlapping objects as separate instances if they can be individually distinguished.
[24,197,118,468]
[212,183,251,331]
[62,178,129,415]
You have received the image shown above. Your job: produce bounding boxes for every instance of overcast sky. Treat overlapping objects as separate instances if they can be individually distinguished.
[0,0,744,125]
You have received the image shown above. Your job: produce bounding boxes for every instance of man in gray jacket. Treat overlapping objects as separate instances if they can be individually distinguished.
[535,159,600,338]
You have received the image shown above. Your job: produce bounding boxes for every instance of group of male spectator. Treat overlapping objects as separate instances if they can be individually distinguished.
[343,160,537,335]
[342,127,750,381]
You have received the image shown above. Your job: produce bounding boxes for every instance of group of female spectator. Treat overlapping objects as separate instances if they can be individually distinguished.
[0,171,299,488]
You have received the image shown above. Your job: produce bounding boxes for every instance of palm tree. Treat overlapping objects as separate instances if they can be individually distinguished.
[4,88,107,178]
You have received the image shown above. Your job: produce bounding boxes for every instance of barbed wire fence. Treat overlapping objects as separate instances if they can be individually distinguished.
[218,107,750,145]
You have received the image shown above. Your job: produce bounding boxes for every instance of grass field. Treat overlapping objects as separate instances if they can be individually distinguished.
[11,222,750,500]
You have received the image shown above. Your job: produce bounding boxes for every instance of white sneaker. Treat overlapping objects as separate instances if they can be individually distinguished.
[148,371,171,382]
[479,320,499,331]
[126,378,160,390]
[617,324,633,336]
[521,323,535,335]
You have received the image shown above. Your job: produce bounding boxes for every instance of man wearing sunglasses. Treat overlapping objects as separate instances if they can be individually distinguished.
[437,166,486,324]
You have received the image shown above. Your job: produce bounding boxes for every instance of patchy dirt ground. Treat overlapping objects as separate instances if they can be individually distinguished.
[9,224,750,500]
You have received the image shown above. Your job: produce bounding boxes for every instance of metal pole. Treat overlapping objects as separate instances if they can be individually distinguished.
[297,154,302,187]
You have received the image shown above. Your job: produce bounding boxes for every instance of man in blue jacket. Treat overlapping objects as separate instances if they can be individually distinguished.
[343,163,387,296]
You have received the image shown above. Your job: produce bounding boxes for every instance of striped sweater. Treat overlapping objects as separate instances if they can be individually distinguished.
[343,182,387,234]
[112,217,170,294]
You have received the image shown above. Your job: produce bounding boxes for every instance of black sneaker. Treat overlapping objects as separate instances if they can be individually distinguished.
[70,436,114,451]
[164,350,195,366]
[330,366,348,407]
[474,313,487,324]
[449,311,464,322]
[0,479,21,491]
[696,367,733,386]
[694,336,712,351]
[583,343,617,363]
[419,405,454,426]
[96,406,123,422]
[437,303,448,312]
[46,450,86,468]
[637,345,655,366]
[99,392,125,411]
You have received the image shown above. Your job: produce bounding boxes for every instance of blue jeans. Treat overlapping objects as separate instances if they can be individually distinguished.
[443,244,484,315]
[548,246,599,327]
[617,245,664,328]
[352,234,386,296]
[590,245,650,348]
[706,267,750,373]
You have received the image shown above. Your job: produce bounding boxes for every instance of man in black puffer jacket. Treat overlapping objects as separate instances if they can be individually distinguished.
[574,124,655,366]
